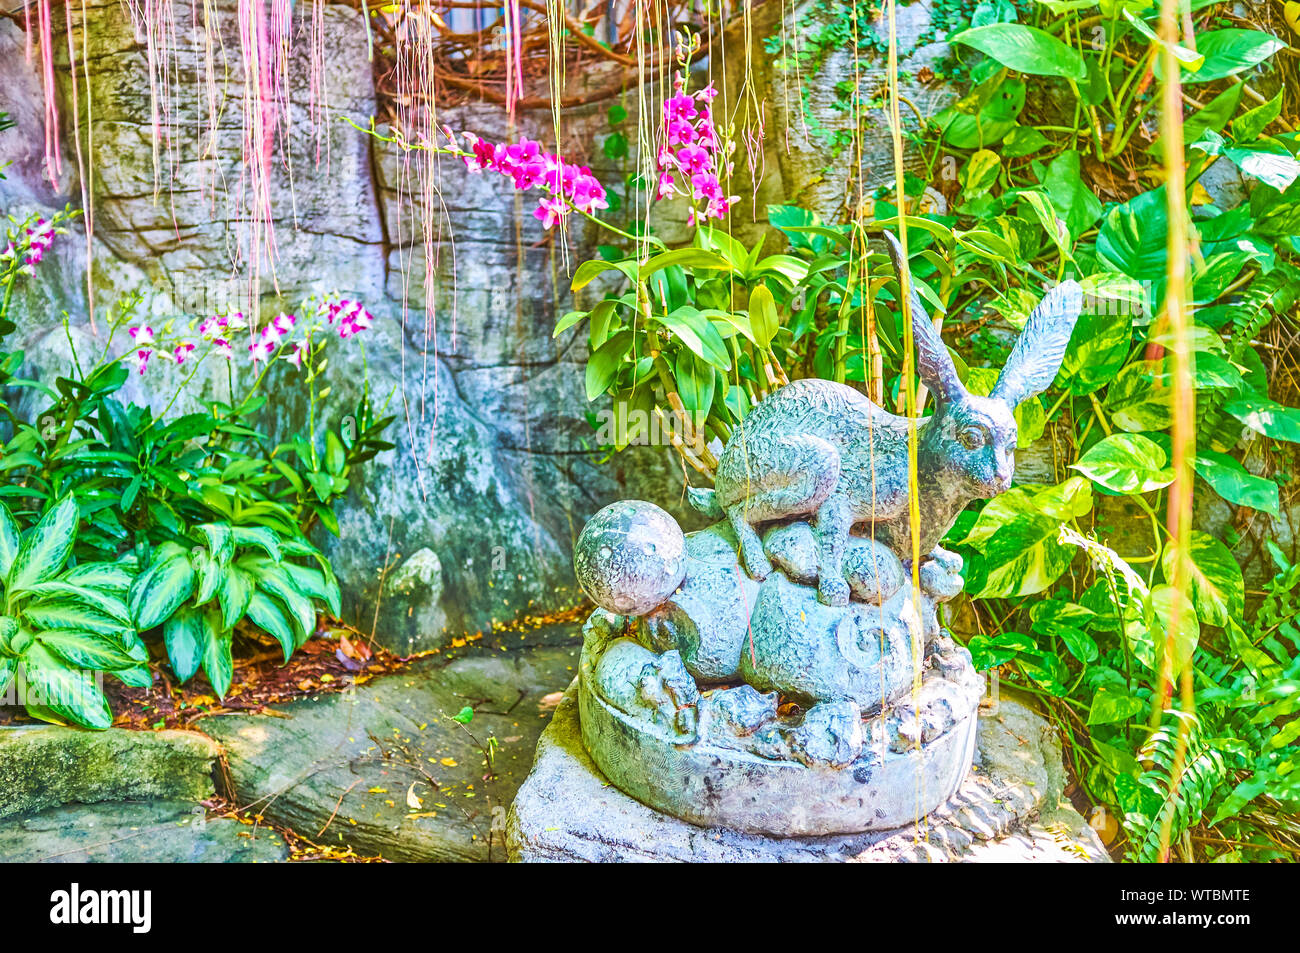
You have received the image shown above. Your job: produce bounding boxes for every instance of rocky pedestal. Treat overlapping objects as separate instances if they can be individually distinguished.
[507,688,1109,863]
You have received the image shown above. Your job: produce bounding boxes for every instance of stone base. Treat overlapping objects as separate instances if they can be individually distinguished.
[507,686,1111,862]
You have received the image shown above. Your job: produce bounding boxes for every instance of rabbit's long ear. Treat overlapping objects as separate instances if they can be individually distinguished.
[992,279,1084,408]
[884,231,964,406]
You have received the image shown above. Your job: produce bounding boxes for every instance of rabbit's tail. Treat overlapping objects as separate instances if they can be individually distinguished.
[688,486,724,519]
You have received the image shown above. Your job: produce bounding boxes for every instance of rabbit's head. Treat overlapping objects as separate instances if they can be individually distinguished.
[884,231,1083,499]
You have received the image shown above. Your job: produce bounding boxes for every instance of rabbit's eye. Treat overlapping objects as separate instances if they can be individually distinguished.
[958,428,984,450]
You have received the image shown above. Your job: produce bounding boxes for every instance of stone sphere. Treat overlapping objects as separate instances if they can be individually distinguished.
[575,500,686,616]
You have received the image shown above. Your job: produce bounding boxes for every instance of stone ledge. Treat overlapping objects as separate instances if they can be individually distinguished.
[0,726,221,819]
[506,687,1110,862]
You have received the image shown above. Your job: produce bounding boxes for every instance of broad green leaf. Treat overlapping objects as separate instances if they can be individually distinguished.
[36,629,136,671]
[1167,29,1286,84]
[240,555,316,644]
[1194,450,1279,515]
[63,561,134,594]
[203,630,234,698]
[553,309,588,338]
[1224,393,1300,444]
[935,77,1025,148]
[246,589,297,662]
[1041,150,1103,238]
[1161,531,1244,628]
[8,496,78,594]
[1103,362,1173,433]
[1057,291,1132,395]
[1223,146,1300,192]
[1096,187,1168,303]
[19,583,131,625]
[230,525,281,561]
[24,601,133,640]
[585,330,634,401]
[0,501,19,580]
[216,565,253,630]
[656,306,732,370]
[128,553,196,631]
[949,23,1087,80]
[164,606,209,683]
[970,512,1075,598]
[674,350,716,429]
[1087,686,1145,726]
[570,257,638,292]
[283,562,342,618]
[1151,584,1201,674]
[193,547,223,606]
[1232,89,1283,143]
[1071,433,1174,494]
[21,640,113,730]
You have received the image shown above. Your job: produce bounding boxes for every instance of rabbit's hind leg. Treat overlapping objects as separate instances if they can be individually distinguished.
[722,435,841,581]
[813,494,853,606]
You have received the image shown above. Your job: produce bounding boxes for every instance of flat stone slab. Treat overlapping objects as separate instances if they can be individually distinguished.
[203,641,581,862]
[0,726,220,818]
[0,800,289,862]
[507,688,1110,862]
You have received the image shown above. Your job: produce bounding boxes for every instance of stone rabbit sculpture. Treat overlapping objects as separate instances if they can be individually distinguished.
[689,231,1083,606]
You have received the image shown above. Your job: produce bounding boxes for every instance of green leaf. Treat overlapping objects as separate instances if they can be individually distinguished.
[21,640,113,730]
[1161,531,1244,628]
[1224,393,1300,444]
[36,629,136,671]
[553,310,588,337]
[585,330,634,401]
[1041,150,1103,238]
[571,258,638,292]
[1168,29,1286,84]
[674,350,716,429]
[240,555,316,645]
[283,562,341,618]
[1104,362,1173,433]
[1058,292,1132,395]
[246,589,297,662]
[163,605,209,683]
[19,582,131,625]
[216,565,253,630]
[23,601,133,640]
[203,630,234,698]
[1193,450,1279,515]
[1232,89,1283,143]
[1097,187,1168,296]
[7,496,78,594]
[1071,433,1175,494]
[128,550,196,631]
[63,561,134,594]
[196,523,236,564]
[453,705,475,724]
[1150,584,1201,673]
[0,501,19,580]
[969,512,1075,598]
[748,284,780,349]
[949,23,1087,80]
[231,525,281,561]
[656,306,732,370]
[1087,686,1145,726]
[325,430,347,476]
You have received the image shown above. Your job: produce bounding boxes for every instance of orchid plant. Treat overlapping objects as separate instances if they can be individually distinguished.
[0,205,395,726]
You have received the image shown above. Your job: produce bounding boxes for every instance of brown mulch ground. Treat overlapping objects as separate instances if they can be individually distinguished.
[0,603,591,732]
